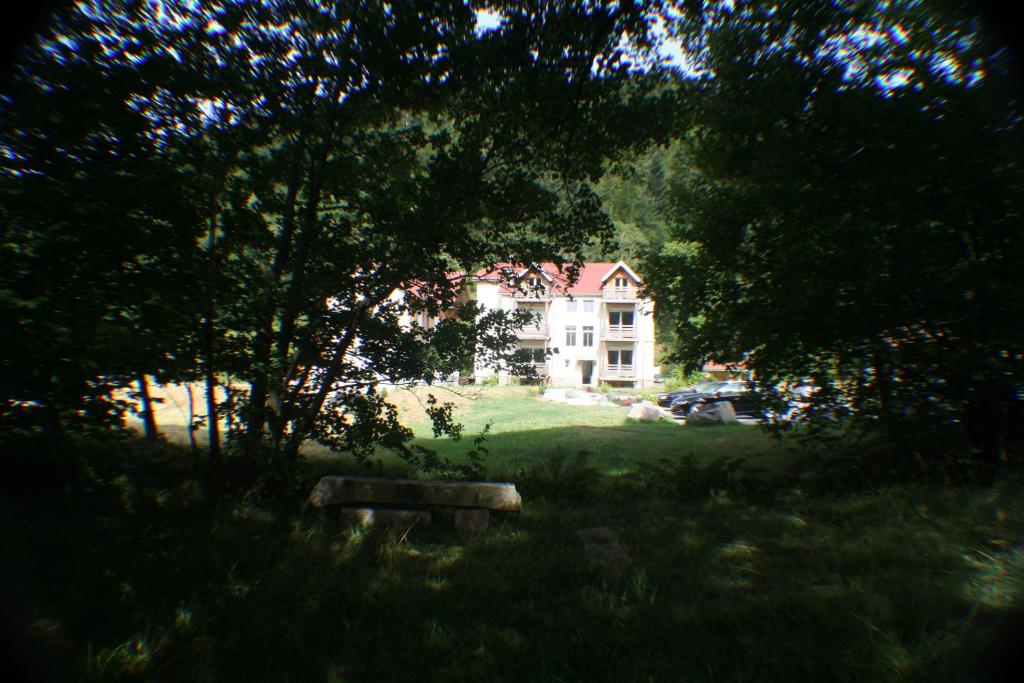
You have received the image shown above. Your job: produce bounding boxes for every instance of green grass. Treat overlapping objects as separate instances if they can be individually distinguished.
[3,396,1023,682]
[306,386,789,477]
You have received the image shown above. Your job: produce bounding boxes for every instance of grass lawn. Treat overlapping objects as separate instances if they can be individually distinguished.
[306,386,790,478]
[4,388,1023,682]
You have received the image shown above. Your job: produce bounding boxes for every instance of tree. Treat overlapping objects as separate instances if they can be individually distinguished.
[591,143,673,262]
[646,0,1024,464]
[1,0,675,482]
[0,5,208,458]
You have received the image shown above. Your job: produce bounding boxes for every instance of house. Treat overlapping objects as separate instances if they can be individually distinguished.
[471,261,658,388]
[702,361,750,380]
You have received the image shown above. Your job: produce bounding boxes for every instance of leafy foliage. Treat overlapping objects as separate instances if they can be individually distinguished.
[1,1,675,481]
[644,0,1024,463]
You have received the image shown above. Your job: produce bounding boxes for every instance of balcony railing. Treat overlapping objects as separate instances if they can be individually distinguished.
[515,361,548,377]
[600,363,636,379]
[602,324,636,340]
[604,287,636,300]
[516,323,549,339]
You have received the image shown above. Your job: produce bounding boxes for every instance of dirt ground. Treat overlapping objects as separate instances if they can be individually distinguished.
[120,381,479,444]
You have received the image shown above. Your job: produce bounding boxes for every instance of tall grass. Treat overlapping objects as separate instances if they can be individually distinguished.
[3,390,1022,681]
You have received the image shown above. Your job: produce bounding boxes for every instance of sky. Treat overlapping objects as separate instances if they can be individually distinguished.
[473,6,694,74]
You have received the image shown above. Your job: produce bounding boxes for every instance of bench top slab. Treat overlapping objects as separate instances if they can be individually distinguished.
[308,476,522,512]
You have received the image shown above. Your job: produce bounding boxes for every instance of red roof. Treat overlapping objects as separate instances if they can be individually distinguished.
[473,262,641,295]
[402,272,467,299]
[703,361,748,372]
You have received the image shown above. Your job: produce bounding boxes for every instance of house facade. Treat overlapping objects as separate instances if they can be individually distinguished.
[472,261,658,388]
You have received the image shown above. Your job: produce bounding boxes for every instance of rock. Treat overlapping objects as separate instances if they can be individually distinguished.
[454,509,490,534]
[627,401,662,422]
[309,476,522,511]
[576,527,631,577]
[341,507,431,529]
[686,400,738,425]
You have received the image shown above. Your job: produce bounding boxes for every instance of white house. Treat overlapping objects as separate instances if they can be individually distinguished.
[472,261,658,388]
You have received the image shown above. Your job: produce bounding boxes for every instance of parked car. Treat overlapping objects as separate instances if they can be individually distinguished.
[763,380,858,424]
[657,381,720,408]
[669,380,748,416]
[693,390,760,419]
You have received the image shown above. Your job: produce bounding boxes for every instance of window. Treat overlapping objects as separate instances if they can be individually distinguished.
[614,276,628,289]
[608,310,635,326]
[566,300,577,313]
[582,326,594,347]
[515,347,546,363]
[565,326,577,346]
[528,276,542,289]
[607,349,634,366]
[583,299,595,313]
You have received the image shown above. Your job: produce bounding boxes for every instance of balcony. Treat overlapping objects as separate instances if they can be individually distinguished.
[514,361,548,377]
[603,287,637,300]
[600,363,636,379]
[602,323,636,340]
[513,288,549,301]
[516,323,549,339]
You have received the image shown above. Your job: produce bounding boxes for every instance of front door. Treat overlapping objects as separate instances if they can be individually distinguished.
[581,360,595,385]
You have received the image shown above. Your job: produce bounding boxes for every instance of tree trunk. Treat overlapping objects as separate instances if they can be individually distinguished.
[281,301,378,463]
[204,368,221,469]
[203,215,223,482]
[269,78,347,460]
[186,382,199,469]
[871,342,906,468]
[963,382,1010,470]
[136,375,159,441]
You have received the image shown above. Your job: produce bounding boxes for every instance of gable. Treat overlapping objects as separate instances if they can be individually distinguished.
[474,261,644,295]
[600,261,642,286]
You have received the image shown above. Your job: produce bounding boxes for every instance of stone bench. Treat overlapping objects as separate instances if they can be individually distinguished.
[308,476,522,533]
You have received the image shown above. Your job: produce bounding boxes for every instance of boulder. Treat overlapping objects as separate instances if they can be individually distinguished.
[309,476,522,511]
[686,400,738,425]
[341,507,431,528]
[454,509,490,534]
[628,401,662,422]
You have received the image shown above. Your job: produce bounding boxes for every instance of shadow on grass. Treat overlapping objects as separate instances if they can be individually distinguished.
[3,438,1023,682]
[301,421,790,483]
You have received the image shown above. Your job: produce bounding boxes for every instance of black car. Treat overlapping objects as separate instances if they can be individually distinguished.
[691,390,760,419]
[669,380,749,417]
[656,381,720,408]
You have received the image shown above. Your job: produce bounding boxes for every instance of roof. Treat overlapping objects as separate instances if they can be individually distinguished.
[703,361,748,372]
[473,262,643,295]
[600,261,642,284]
[401,272,467,299]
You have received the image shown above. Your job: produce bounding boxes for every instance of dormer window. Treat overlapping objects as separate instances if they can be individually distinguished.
[528,276,542,290]
[614,276,628,289]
